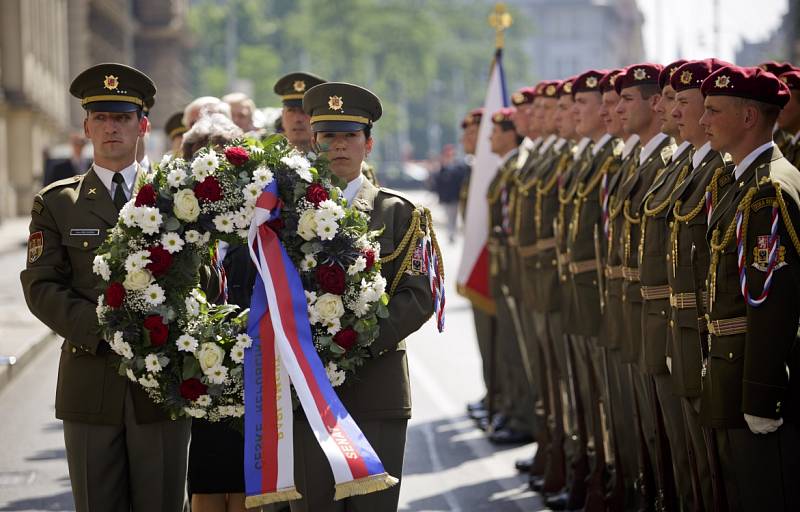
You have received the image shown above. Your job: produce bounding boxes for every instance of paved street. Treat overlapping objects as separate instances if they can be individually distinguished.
[0,190,545,511]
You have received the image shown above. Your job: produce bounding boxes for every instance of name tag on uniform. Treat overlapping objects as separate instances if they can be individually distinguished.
[69,228,101,236]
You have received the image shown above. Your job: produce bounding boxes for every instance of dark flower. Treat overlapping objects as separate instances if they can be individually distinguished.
[305,183,329,205]
[362,249,376,271]
[316,264,346,295]
[224,146,250,166]
[134,183,157,206]
[105,282,126,308]
[179,378,207,401]
[146,245,173,277]
[333,327,358,351]
[143,315,169,346]
[194,176,223,202]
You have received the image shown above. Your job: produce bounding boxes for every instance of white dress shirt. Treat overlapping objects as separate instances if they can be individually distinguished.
[733,141,774,181]
[691,141,713,170]
[639,133,670,165]
[93,161,138,201]
[343,173,365,204]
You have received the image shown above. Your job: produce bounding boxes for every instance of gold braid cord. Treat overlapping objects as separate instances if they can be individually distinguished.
[535,153,570,236]
[383,207,443,297]
[570,156,616,243]
[640,164,690,265]
[670,167,724,274]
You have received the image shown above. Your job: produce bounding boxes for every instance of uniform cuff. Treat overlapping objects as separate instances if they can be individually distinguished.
[742,379,786,419]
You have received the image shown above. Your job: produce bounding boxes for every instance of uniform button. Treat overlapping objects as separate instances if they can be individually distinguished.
[551,259,557,266]
[71,346,77,354]
[729,352,734,359]
[83,241,88,248]
[592,279,597,285]
[535,262,542,269]
[669,320,674,327]
[660,310,666,317]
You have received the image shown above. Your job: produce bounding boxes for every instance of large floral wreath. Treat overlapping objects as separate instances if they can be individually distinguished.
[94,135,389,421]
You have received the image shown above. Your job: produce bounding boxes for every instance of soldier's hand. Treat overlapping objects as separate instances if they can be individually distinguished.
[744,413,783,434]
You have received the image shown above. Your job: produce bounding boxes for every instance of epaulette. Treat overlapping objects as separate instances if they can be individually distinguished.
[39,174,82,196]
[612,139,624,158]
[660,144,675,165]
[378,187,417,207]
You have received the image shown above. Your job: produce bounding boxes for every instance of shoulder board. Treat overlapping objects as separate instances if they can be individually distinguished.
[612,139,624,158]
[39,174,82,196]
[378,187,417,207]
[660,144,675,164]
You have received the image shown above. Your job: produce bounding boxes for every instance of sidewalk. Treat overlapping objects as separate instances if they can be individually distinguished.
[0,216,56,392]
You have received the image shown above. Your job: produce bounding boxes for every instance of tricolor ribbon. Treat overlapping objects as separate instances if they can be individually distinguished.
[243,180,398,508]
[422,234,445,332]
[735,203,780,307]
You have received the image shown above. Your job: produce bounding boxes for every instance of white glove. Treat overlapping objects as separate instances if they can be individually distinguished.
[665,356,672,374]
[744,413,783,434]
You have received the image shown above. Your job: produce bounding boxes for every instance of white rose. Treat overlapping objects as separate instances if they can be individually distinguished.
[297,209,318,241]
[173,189,200,222]
[197,342,226,373]
[314,293,345,322]
[123,268,154,291]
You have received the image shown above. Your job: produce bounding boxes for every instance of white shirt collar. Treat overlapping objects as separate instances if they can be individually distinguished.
[93,161,139,198]
[692,141,713,170]
[733,141,774,181]
[592,133,612,156]
[343,173,365,204]
[573,137,592,161]
[639,133,669,165]
[139,155,150,171]
[499,148,518,167]
[792,130,800,145]
[622,134,640,160]
[538,134,557,155]
[554,137,568,152]
[672,141,692,162]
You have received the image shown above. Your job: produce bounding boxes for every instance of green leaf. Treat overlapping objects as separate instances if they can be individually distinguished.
[182,356,201,380]
[329,343,345,354]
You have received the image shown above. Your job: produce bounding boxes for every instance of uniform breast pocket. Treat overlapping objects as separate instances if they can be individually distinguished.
[63,229,107,288]
[709,334,745,419]
[717,247,740,293]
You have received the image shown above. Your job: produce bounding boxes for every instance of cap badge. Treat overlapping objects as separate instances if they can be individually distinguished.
[103,75,119,91]
[715,75,731,89]
[545,85,557,96]
[293,80,306,92]
[680,70,693,85]
[633,68,648,81]
[493,113,504,122]
[512,92,524,104]
[563,81,573,93]
[328,95,344,111]
[586,76,598,88]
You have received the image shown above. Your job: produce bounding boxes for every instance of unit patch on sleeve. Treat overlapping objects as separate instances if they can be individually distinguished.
[28,231,44,263]
[752,235,787,272]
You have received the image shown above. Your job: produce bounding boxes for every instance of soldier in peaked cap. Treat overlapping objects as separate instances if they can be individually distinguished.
[20,62,207,512]
[274,71,327,152]
[298,82,436,512]
[164,110,187,158]
[697,65,800,511]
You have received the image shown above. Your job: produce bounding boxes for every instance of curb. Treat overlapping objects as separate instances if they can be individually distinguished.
[0,330,58,394]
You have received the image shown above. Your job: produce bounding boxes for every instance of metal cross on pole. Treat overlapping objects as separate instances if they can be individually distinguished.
[488,3,513,50]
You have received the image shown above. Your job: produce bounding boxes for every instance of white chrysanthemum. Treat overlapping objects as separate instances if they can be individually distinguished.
[362,275,387,303]
[315,219,339,240]
[145,353,162,373]
[161,232,184,254]
[243,183,261,205]
[325,361,346,387]
[185,296,200,316]
[166,167,187,188]
[126,368,137,382]
[184,230,201,244]
[124,250,151,272]
[184,407,207,418]
[300,254,317,271]
[318,200,345,220]
[307,306,321,324]
[92,255,111,280]
[252,165,274,186]
[213,212,235,233]
[138,207,163,235]
[206,364,229,385]
[138,374,159,388]
[234,207,253,229]
[96,296,108,321]
[305,290,318,305]
[348,256,367,276]
[235,333,253,348]
[119,202,140,228]
[297,209,318,240]
[280,154,312,182]
[325,317,341,335]
[230,344,245,364]
[191,150,219,180]
[160,154,172,167]
[195,395,212,407]
[143,283,166,306]
[351,298,371,317]
[176,334,199,352]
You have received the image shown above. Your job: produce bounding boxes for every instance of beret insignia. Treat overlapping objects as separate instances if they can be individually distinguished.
[512,91,524,104]
[586,76,598,88]
[563,81,572,93]
[680,70,693,85]
[545,84,556,96]
[633,68,647,81]
[715,75,731,89]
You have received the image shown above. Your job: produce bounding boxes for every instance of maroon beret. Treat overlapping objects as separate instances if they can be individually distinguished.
[557,77,575,98]
[573,69,608,95]
[659,59,688,90]
[779,70,800,90]
[541,80,562,99]
[461,107,484,129]
[511,86,537,106]
[614,63,663,94]
[599,69,622,93]
[491,107,517,125]
[759,61,797,76]
[701,65,791,107]
[671,58,733,92]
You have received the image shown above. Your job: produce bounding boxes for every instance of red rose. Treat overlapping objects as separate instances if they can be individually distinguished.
[316,264,346,295]
[194,176,223,202]
[134,183,157,206]
[146,245,173,277]
[179,378,208,401]
[224,146,250,166]
[362,249,376,271]
[333,327,358,351]
[105,282,126,308]
[305,183,329,205]
[267,218,285,232]
[143,315,169,346]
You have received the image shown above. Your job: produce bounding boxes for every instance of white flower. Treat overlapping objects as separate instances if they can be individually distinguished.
[235,333,253,348]
[143,283,165,306]
[280,154,312,182]
[307,305,321,324]
[318,200,345,220]
[92,255,111,280]
[234,207,253,229]
[252,165,274,186]
[325,361,346,387]
[126,368,137,382]
[206,364,229,385]
[194,395,212,407]
[176,334,199,352]
[111,331,124,348]
[119,202,140,228]
[161,232,184,254]
[325,317,342,335]
[315,219,339,240]
[297,209,318,240]
[145,353,162,373]
[213,212,236,233]
[96,296,108,321]
[202,232,211,244]
[173,189,200,222]
[191,149,219,180]
[300,254,317,271]
[123,268,154,291]
[124,250,151,272]
[197,342,226,373]
[185,296,200,317]
[348,256,367,276]
[351,298,371,317]
[305,290,318,305]
[138,374,160,388]
[361,275,387,303]
[230,344,245,364]
[166,167,187,188]
[243,183,261,206]
[138,207,163,235]
[159,154,172,167]
[315,293,345,321]
[184,407,207,418]
[184,230,202,244]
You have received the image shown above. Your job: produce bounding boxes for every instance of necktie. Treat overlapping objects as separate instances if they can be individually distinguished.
[112,173,127,210]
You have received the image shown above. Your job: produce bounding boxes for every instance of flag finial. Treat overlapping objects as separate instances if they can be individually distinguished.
[488,3,513,50]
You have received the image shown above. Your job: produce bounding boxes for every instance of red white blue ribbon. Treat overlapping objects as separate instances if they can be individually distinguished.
[735,203,780,307]
[422,234,445,332]
[243,180,398,507]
